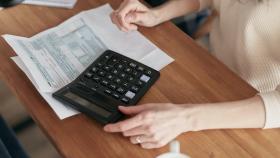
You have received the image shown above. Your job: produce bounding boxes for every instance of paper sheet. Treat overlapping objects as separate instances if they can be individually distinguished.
[4,16,107,92]
[12,57,79,119]
[23,0,78,9]
[5,4,174,119]
[3,4,173,93]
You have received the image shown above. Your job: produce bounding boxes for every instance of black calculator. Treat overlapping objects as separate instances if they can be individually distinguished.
[53,50,160,124]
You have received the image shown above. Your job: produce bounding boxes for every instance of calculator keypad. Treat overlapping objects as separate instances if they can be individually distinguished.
[80,51,158,105]
[53,50,160,124]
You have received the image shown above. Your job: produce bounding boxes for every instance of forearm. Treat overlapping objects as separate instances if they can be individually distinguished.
[187,95,266,131]
[152,0,200,24]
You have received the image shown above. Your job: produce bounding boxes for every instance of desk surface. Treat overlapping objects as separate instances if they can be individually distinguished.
[1,0,280,158]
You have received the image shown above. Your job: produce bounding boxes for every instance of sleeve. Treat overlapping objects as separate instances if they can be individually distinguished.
[258,85,280,129]
[198,0,214,11]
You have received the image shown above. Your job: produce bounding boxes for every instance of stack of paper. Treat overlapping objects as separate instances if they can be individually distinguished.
[23,0,78,9]
[3,4,174,119]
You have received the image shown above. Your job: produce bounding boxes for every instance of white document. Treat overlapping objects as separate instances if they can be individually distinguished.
[4,15,107,92]
[23,0,78,9]
[4,4,174,119]
[12,57,79,119]
[82,5,174,70]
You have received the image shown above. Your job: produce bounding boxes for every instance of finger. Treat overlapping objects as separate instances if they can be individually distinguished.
[130,135,159,144]
[115,14,129,32]
[125,12,142,24]
[140,135,168,149]
[122,126,147,137]
[103,114,144,132]
[124,13,139,30]
[125,12,150,27]
[116,3,138,30]
[110,12,119,24]
[141,131,181,149]
[113,2,130,31]
[110,12,124,30]
[118,105,150,115]
[140,142,165,149]
[127,23,138,31]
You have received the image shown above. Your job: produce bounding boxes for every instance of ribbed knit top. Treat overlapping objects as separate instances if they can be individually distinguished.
[202,0,280,128]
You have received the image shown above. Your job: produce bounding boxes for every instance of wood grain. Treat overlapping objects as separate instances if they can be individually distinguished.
[0,0,279,157]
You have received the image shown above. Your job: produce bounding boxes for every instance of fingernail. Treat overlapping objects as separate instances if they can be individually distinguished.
[103,126,110,131]
[118,106,125,109]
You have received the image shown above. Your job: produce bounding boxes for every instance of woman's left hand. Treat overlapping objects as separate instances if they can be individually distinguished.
[103,103,194,149]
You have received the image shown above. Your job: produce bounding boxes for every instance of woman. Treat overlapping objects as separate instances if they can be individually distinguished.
[104,0,280,149]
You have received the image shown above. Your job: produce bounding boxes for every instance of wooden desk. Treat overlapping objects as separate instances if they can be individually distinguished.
[0,0,279,157]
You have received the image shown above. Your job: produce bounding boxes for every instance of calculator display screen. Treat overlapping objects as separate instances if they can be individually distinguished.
[64,92,111,118]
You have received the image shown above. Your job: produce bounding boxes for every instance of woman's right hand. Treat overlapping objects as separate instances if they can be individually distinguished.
[110,0,160,32]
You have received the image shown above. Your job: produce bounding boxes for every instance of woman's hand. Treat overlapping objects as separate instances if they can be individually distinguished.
[103,103,196,149]
[103,96,266,149]
[110,0,160,32]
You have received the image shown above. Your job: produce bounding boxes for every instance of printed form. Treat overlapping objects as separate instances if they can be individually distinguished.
[5,17,107,92]
[4,4,174,119]
[23,0,78,9]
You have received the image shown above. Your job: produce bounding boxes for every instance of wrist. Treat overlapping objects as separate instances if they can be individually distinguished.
[181,96,266,131]
[150,8,163,26]
[181,103,229,132]
[179,104,205,132]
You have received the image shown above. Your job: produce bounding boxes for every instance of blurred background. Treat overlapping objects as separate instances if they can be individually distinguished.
[0,80,61,158]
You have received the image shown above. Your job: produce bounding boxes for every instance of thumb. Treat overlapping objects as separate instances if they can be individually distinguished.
[118,105,149,115]
[125,12,146,25]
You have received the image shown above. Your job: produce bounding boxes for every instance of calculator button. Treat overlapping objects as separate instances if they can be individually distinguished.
[106,74,114,80]
[112,69,119,75]
[92,76,101,82]
[145,70,152,76]
[114,78,122,84]
[96,62,103,67]
[127,76,134,82]
[100,54,112,63]
[119,73,127,78]
[122,82,129,88]
[116,87,125,94]
[132,71,139,77]
[108,57,119,65]
[121,60,128,64]
[129,62,137,68]
[91,67,98,73]
[104,54,111,60]
[136,80,144,87]
[109,84,117,90]
[125,91,135,99]
[90,87,97,91]
[85,72,93,78]
[124,68,132,73]
[112,58,118,62]
[104,89,112,95]
[90,85,99,91]
[101,80,109,86]
[131,86,139,93]
[121,97,130,104]
[140,74,150,83]
[103,65,113,71]
[77,81,86,86]
[137,66,144,72]
[112,93,120,99]
[115,64,124,69]
[98,70,106,77]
